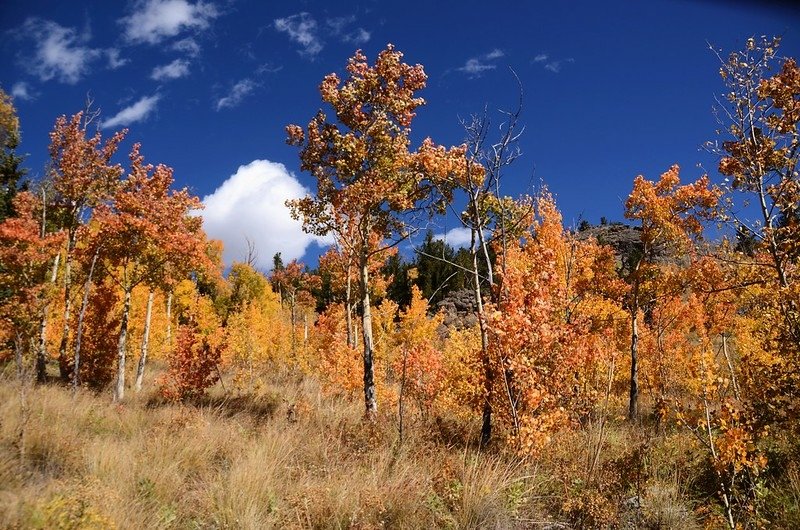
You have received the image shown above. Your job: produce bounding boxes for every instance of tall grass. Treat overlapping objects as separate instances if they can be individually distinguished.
[3,364,779,528]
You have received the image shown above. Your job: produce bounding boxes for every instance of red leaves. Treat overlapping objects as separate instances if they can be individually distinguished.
[0,192,63,334]
[160,323,223,402]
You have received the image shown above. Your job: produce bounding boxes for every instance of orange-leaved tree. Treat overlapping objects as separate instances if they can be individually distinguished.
[488,191,621,454]
[623,164,719,419]
[47,112,126,381]
[90,144,207,402]
[286,44,467,418]
[0,192,63,373]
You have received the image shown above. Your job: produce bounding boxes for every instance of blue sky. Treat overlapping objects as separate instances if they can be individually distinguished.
[1,0,798,269]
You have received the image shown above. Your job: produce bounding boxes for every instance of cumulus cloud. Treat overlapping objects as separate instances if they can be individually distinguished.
[121,0,218,45]
[18,18,102,84]
[215,79,256,110]
[434,227,475,248]
[151,58,190,81]
[201,160,331,269]
[11,82,35,101]
[102,94,161,129]
[458,49,504,77]
[274,12,322,57]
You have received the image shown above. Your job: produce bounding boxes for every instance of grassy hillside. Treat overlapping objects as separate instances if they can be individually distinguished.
[4,362,775,529]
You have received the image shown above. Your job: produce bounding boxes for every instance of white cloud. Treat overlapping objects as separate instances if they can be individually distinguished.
[18,18,102,84]
[201,160,331,269]
[326,15,370,45]
[325,15,355,35]
[121,0,218,45]
[533,52,573,73]
[215,79,256,110]
[485,49,504,60]
[11,82,35,101]
[102,94,161,129]
[434,227,475,249]
[458,49,504,77]
[274,12,322,57]
[106,48,129,69]
[343,28,371,45]
[151,58,191,81]
[171,37,201,56]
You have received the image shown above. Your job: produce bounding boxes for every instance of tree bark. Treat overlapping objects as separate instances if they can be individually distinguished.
[36,253,61,383]
[72,250,98,390]
[474,241,493,447]
[345,266,354,348]
[166,291,172,349]
[58,231,78,381]
[114,288,132,402]
[359,252,377,418]
[628,298,639,420]
[290,291,297,357]
[134,290,154,392]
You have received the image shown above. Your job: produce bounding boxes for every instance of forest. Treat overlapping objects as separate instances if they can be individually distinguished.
[0,36,798,529]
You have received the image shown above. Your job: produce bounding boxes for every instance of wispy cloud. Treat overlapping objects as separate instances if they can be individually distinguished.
[343,28,370,45]
[17,18,102,84]
[533,52,574,73]
[458,49,504,77]
[171,37,201,56]
[216,79,256,110]
[325,15,355,35]
[106,48,128,69]
[151,58,190,81]
[120,0,218,45]
[274,12,322,57]
[326,15,370,45]
[11,82,35,101]
[102,94,161,129]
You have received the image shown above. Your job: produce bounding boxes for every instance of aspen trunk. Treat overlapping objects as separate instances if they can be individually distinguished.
[166,292,172,348]
[72,250,98,390]
[36,253,61,383]
[345,269,353,348]
[359,253,377,418]
[114,288,132,402]
[58,232,78,381]
[290,292,297,356]
[628,302,639,420]
[134,290,155,392]
[475,245,493,447]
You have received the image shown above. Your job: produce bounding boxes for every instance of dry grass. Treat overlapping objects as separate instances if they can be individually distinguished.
[2,365,779,529]
[0,366,553,529]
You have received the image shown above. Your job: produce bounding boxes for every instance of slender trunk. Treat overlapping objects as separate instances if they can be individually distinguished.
[36,253,61,383]
[134,290,155,392]
[398,348,408,444]
[290,292,297,357]
[475,244,493,447]
[359,252,377,418]
[72,250,99,390]
[304,314,308,341]
[58,232,77,381]
[345,268,354,348]
[114,288,132,402]
[628,297,639,421]
[166,292,172,349]
[721,333,741,401]
[15,333,30,472]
